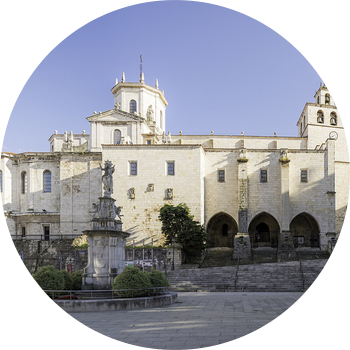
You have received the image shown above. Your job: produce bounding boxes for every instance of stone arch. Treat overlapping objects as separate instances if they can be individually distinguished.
[206,212,238,248]
[290,212,320,248]
[248,212,280,248]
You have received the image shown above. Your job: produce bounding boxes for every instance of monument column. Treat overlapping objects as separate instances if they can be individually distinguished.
[82,160,130,290]
[233,148,252,261]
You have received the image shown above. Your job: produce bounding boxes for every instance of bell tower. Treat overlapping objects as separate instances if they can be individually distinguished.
[297,84,343,151]
[110,72,168,136]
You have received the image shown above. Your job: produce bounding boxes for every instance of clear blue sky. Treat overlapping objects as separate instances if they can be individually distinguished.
[3,1,322,153]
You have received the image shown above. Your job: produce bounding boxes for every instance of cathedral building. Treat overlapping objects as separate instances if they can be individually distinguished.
[1,73,348,252]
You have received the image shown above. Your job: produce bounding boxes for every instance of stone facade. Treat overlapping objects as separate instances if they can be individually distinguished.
[1,75,349,255]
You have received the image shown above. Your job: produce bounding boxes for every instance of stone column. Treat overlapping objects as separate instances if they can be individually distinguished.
[233,149,252,261]
[325,139,336,249]
[278,150,296,261]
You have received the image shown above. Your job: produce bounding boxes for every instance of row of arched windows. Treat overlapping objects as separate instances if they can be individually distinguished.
[317,110,337,125]
[20,170,51,194]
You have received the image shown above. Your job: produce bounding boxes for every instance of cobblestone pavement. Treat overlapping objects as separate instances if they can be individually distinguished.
[69,292,303,349]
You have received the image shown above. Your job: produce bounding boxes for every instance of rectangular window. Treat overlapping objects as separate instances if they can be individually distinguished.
[21,226,26,237]
[218,170,225,182]
[146,140,152,145]
[129,162,137,176]
[167,162,175,176]
[43,225,50,241]
[301,169,308,183]
[260,170,268,183]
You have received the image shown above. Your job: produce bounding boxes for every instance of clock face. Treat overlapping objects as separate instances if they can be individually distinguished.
[329,131,338,140]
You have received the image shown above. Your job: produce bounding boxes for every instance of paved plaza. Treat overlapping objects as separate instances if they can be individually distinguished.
[69,292,303,349]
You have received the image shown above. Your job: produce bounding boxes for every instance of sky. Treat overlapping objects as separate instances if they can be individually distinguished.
[1,0,323,153]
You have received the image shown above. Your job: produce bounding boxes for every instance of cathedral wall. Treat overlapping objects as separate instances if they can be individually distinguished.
[1,155,13,211]
[335,161,350,235]
[102,145,204,245]
[288,151,329,233]
[59,153,102,236]
[246,151,282,224]
[204,150,239,226]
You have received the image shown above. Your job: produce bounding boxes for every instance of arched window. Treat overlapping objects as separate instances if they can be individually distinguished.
[330,112,337,125]
[113,129,122,144]
[325,94,330,105]
[317,110,324,123]
[43,170,51,193]
[0,170,2,193]
[21,171,27,194]
[129,100,137,114]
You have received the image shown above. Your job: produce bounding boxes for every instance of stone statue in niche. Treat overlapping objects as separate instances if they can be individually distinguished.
[100,160,115,197]
[147,105,154,122]
[166,188,173,200]
[129,187,135,199]
[148,183,154,192]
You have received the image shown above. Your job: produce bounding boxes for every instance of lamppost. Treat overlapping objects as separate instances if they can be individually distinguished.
[172,236,175,271]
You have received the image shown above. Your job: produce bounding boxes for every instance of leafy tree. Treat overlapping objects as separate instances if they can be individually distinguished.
[159,203,207,263]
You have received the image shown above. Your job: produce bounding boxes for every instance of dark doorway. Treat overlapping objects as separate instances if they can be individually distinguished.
[248,212,280,248]
[290,213,320,248]
[207,213,238,248]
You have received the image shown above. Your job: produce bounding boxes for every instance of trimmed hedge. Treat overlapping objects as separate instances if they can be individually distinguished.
[32,266,83,291]
[112,267,170,298]
[33,266,65,291]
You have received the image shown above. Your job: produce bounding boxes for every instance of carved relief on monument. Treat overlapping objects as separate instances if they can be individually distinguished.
[238,209,248,233]
[239,179,247,209]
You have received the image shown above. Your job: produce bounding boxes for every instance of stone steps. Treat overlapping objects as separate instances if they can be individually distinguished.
[167,259,328,292]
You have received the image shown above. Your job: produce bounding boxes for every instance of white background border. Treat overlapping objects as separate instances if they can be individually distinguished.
[1,1,349,349]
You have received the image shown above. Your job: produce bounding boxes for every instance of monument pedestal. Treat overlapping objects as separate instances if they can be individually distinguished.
[82,229,129,290]
[233,233,252,261]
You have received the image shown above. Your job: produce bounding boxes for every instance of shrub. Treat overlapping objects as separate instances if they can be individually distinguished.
[112,267,152,298]
[59,269,73,290]
[33,266,65,291]
[70,271,83,290]
[148,269,169,292]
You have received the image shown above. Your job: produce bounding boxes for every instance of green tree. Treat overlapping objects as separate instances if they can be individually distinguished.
[159,203,207,263]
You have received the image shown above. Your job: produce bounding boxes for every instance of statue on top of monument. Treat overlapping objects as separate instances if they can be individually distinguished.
[100,160,115,197]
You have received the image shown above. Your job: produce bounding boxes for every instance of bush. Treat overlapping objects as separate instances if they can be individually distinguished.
[70,271,82,290]
[112,267,152,298]
[148,269,169,292]
[59,270,73,290]
[33,266,65,291]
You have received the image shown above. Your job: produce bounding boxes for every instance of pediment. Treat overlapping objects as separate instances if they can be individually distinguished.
[86,109,145,123]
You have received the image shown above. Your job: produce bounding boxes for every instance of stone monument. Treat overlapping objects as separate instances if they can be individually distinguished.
[82,160,130,290]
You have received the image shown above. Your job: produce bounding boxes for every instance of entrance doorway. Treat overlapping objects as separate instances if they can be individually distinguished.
[290,213,320,248]
[206,213,238,248]
[248,212,280,248]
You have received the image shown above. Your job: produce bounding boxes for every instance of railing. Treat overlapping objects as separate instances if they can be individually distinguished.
[11,234,79,241]
[45,286,170,300]
[298,252,305,291]
[234,257,240,291]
